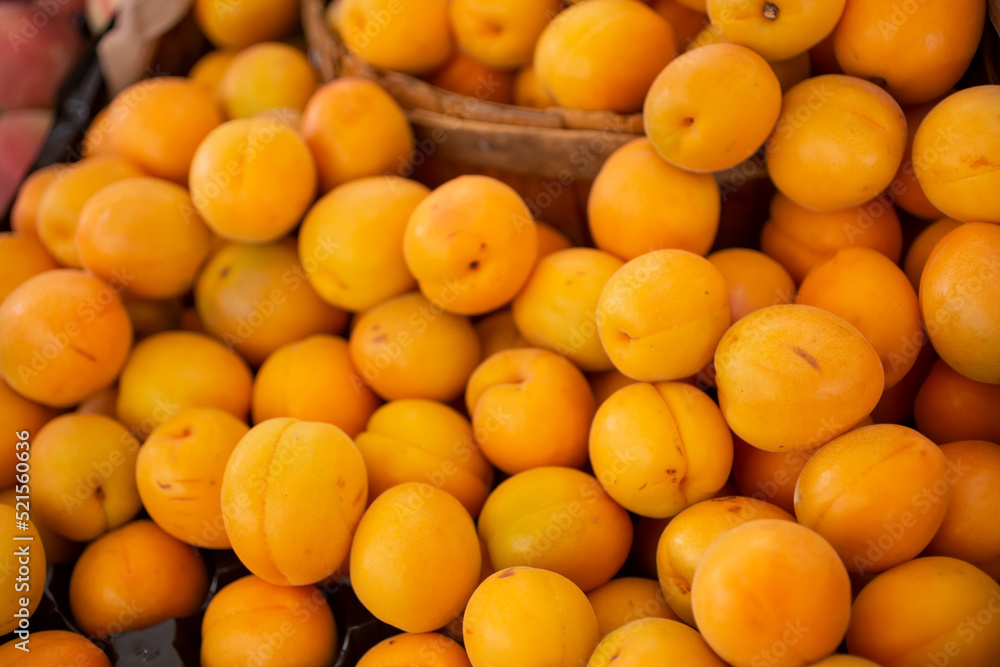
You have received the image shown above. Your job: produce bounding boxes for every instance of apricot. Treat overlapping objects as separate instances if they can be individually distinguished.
[833,0,984,105]
[588,618,726,667]
[358,633,471,667]
[708,248,795,323]
[75,385,119,418]
[135,408,248,549]
[732,435,816,514]
[920,222,1000,383]
[201,575,337,667]
[796,247,922,388]
[768,51,812,92]
[0,382,57,489]
[657,496,794,624]
[75,177,213,299]
[512,248,623,371]
[913,87,1000,223]
[196,240,347,366]
[596,249,730,381]
[349,292,481,401]
[586,578,680,638]
[796,424,950,573]
[70,520,207,639]
[589,369,639,406]
[465,348,594,474]
[0,630,110,666]
[534,0,676,113]
[707,0,845,61]
[474,310,530,358]
[218,42,317,119]
[189,117,317,242]
[478,467,632,591]
[355,399,493,517]
[846,557,1000,667]
[36,155,144,267]
[535,222,572,257]
[513,66,557,109]
[116,331,253,435]
[767,75,906,211]
[122,295,184,339]
[903,218,963,290]
[588,139,720,260]
[404,175,537,315]
[692,519,852,667]
[915,361,1000,444]
[10,164,61,239]
[351,483,479,632]
[300,78,414,192]
[891,101,945,220]
[0,233,56,304]
[87,77,223,183]
[0,270,132,407]
[449,0,558,70]
[761,192,903,283]
[426,51,515,104]
[31,414,140,541]
[0,506,44,635]
[590,382,732,518]
[804,658,880,667]
[252,334,379,437]
[194,0,299,49]
[651,0,711,49]
[339,0,453,74]
[645,43,781,172]
[464,567,599,667]
[299,175,427,312]
[188,49,238,94]
[1,488,76,568]
[715,305,883,451]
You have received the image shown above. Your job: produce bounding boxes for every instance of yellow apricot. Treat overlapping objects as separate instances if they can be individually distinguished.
[707,0,846,61]
[707,248,795,323]
[357,633,471,667]
[464,567,599,667]
[202,575,336,667]
[196,240,347,366]
[645,43,781,172]
[478,467,632,592]
[535,221,572,258]
[465,348,595,474]
[69,520,208,639]
[354,399,493,517]
[590,382,733,518]
[349,292,481,401]
[587,618,726,667]
[351,483,480,632]
[217,43,316,119]
[299,175,427,312]
[715,304,884,451]
[586,578,680,639]
[0,270,132,407]
[846,557,1000,667]
[0,233,57,304]
[0,630,110,666]
[0,506,44,635]
[339,0,453,74]
[188,49,238,95]
[194,0,299,49]
[903,218,963,291]
[450,0,558,69]
[596,249,730,381]
[136,408,249,549]
[115,331,253,436]
[404,175,537,315]
[474,310,530,358]
[588,138,720,260]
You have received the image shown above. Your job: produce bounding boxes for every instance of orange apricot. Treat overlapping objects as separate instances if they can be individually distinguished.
[914,360,1000,446]
[426,51,515,104]
[707,248,796,323]
[587,618,727,667]
[732,435,817,514]
[194,0,299,49]
[846,557,1000,667]
[404,175,537,315]
[761,192,903,283]
[478,467,632,591]
[196,239,347,366]
[0,233,56,304]
[512,65,557,109]
[201,575,337,667]
[588,138,720,260]
[803,656,880,666]
[589,368,639,406]
[833,0,985,105]
[768,51,812,92]
[121,295,183,339]
[0,630,109,666]
[651,0,711,49]
[358,633,471,667]
[586,578,680,639]
[450,0,559,70]
[300,78,414,192]
[590,382,733,518]
[465,348,595,474]
[920,222,1000,383]
[657,496,795,625]
[0,382,56,489]
[188,49,237,95]
[135,408,249,549]
[75,385,119,418]
[349,292,481,401]
[891,101,946,220]
[351,483,480,632]
[474,310,530,358]
[0,269,132,407]
[115,331,253,435]
[338,0,453,74]
[0,507,44,635]
[534,0,676,113]
[464,567,599,667]
[354,399,493,517]
[69,520,208,639]
[706,0,846,61]
[222,418,367,585]
[903,218,963,290]
[767,74,906,211]
[715,305,884,451]
[596,249,730,381]
[535,221,572,258]
[299,175,427,312]
[10,164,61,239]
[692,519,852,667]
[218,42,317,119]
[645,43,781,172]
[796,424,951,574]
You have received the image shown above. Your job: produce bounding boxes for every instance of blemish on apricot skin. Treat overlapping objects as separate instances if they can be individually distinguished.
[498,569,515,578]
[792,346,820,370]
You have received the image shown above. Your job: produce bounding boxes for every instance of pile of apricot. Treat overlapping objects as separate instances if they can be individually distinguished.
[1,0,1000,665]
